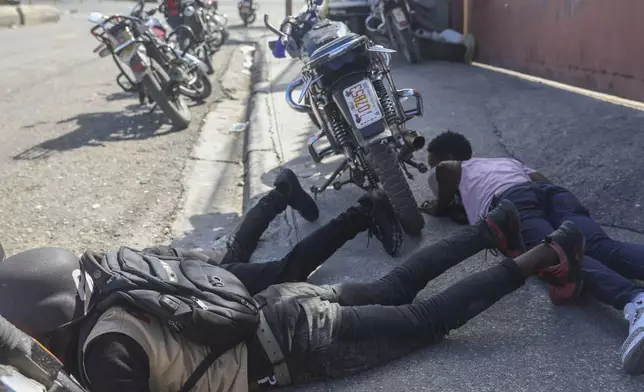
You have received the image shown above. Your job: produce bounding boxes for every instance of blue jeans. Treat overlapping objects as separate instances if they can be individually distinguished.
[498,182,644,310]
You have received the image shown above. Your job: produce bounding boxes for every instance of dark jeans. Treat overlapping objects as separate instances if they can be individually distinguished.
[249,223,526,384]
[498,182,644,310]
[147,189,370,295]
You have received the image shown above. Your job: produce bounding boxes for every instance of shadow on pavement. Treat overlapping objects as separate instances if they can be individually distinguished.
[172,211,240,250]
[14,109,181,160]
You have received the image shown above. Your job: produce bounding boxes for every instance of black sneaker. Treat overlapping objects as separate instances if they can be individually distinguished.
[358,190,403,256]
[273,168,319,222]
[538,220,585,305]
[483,200,526,257]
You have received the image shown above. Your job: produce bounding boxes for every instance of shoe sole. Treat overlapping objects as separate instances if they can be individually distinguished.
[622,326,644,374]
[486,201,525,257]
[547,235,585,305]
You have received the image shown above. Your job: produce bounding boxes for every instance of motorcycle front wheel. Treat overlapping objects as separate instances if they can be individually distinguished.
[366,141,424,236]
[179,67,213,101]
[143,60,192,129]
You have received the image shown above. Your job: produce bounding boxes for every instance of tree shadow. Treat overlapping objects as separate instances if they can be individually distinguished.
[14,109,182,160]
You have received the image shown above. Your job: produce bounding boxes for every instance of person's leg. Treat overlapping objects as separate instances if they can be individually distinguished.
[547,186,644,281]
[285,221,584,382]
[541,185,644,373]
[221,168,319,264]
[222,190,404,294]
[331,199,526,307]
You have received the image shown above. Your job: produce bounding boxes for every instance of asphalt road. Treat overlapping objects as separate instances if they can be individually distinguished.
[0,0,256,255]
[239,9,644,392]
[3,1,644,391]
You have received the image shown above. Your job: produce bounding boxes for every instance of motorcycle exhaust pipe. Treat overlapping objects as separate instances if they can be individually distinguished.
[401,130,425,151]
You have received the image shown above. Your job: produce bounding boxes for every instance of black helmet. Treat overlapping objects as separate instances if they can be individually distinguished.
[0,247,83,357]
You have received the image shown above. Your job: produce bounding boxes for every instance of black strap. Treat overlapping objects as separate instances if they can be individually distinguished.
[177,349,219,392]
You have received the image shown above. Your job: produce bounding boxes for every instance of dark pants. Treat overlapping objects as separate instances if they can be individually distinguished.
[248,223,526,384]
[498,182,644,310]
[148,190,370,295]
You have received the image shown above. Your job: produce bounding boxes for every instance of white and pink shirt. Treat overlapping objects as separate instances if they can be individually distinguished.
[428,158,536,224]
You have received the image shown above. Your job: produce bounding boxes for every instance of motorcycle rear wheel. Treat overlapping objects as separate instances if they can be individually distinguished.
[366,140,424,236]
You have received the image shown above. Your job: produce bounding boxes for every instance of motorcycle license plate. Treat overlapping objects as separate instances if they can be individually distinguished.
[392,7,408,27]
[118,44,136,63]
[343,80,382,130]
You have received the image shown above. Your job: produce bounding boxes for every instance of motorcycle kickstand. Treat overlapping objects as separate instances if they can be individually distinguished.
[400,161,414,180]
[310,158,349,199]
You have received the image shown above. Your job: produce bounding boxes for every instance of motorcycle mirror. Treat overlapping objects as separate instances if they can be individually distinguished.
[88,11,104,23]
[271,40,287,58]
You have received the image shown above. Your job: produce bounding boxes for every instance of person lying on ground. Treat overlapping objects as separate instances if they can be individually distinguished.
[0,168,403,364]
[422,130,644,374]
[144,167,403,296]
[76,201,583,392]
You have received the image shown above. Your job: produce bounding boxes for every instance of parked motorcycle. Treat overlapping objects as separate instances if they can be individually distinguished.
[88,11,192,129]
[237,0,257,26]
[265,0,427,235]
[174,0,229,74]
[365,0,420,64]
[130,0,213,101]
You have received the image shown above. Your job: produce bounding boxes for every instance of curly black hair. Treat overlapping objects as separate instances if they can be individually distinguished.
[426,131,473,161]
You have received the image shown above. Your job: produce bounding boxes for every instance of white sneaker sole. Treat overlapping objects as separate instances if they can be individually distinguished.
[622,326,644,374]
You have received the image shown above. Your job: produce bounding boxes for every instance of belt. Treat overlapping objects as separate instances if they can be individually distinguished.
[489,181,533,211]
[255,310,291,386]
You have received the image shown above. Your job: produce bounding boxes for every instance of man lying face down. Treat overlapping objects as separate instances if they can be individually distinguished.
[423,130,644,374]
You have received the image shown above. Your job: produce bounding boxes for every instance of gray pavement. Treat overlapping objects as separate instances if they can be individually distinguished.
[0,0,259,255]
[229,14,644,392]
[2,0,644,390]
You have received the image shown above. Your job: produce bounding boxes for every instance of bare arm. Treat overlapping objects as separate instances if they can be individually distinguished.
[433,161,462,216]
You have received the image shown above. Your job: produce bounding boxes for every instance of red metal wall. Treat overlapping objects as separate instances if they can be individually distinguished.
[450,0,644,102]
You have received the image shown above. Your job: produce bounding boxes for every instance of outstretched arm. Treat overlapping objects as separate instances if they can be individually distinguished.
[84,333,151,392]
[425,161,462,217]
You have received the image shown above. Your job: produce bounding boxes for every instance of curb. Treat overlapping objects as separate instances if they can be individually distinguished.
[0,5,60,27]
[0,6,20,27]
[241,36,278,211]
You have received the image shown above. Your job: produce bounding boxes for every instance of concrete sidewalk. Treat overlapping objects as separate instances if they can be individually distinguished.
[0,4,61,27]
[241,41,644,392]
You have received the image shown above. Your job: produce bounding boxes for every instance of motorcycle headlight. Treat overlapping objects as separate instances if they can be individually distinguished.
[184,5,196,16]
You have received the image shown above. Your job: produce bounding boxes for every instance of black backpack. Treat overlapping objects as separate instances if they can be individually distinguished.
[76,247,260,392]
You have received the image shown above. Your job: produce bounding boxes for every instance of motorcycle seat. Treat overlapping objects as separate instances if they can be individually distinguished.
[309,33,362,63]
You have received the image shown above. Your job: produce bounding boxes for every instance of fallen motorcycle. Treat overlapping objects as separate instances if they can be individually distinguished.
[265,0,427,235]
[88,11,192,129]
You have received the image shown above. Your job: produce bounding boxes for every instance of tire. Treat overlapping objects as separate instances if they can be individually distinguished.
[179,68,213,101]
[246,12,256,24]
[242,14,248,27]
[389,17,419,64]
[143,61,192,129]
[366,141,424,236]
